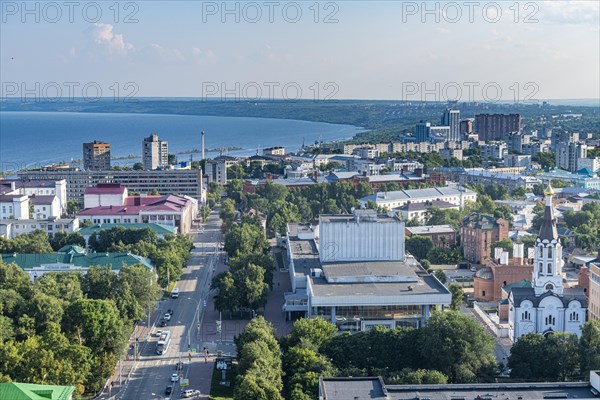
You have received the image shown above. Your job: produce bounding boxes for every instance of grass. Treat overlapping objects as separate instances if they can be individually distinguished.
[209,362,237,400]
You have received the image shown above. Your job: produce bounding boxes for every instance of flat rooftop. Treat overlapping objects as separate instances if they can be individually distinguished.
[406,225,456,235]
[322,261,418,281]
[319,378,594,400]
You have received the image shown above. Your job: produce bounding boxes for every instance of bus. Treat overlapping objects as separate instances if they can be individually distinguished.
[156,330,171,355]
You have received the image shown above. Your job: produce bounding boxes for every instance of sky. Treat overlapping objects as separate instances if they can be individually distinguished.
[0,0,599,101]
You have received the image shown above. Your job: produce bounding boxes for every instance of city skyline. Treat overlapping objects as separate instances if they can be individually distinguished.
[1,1,599,101]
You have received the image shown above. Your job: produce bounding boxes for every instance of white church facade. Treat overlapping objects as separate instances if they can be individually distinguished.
[508,185,587,342]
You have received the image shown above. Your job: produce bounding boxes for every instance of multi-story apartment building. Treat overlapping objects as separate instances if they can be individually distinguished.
[480,142,507,160]
[17,168,203,204]
[359,186,477,210]
[589,263,600,321]
[142,134,169,170]
[263,146,285,156]
[556,142,587,172]
[460,213,509,264]
[475,114,521,141]
[405,225,457,249]
[460,118,474,137]
[83,141,111,170]
[415,121,431,142]
[0,194,29,220]
[441,109,460,142]
[577,157,600,172]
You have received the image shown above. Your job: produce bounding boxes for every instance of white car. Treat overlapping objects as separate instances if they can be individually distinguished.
[183,389,201,398]
[164,313,171,321]
[171,373,179,382]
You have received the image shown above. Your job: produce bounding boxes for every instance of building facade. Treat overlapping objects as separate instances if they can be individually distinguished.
[405,225,457,248]
[589,263,600,321]
[359,186,477,210]
[475,114,521,141]
[461,213,509,264]
[556,141,587,172]
[508,186,588,342]
[142,134,169,170]
[18,169,203,204]
[83,141,111,170]
[441,109,460,142]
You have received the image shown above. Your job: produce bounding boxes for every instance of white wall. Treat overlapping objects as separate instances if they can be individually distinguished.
[319,218,405,262]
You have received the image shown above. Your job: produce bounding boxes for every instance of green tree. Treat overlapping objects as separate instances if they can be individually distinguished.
[580,320,600,374]
[406,236,434,260]
[434,270,447,284]
[491,238,514,258]
[133,162,144,170]
[449,284,464,311]
[532,152,556,169]
[211,271,239,315]
[66,200,80,217]
[287,318,337,350]
[49,231,86,251]
[419,311,496,383]
[510,186,528,199]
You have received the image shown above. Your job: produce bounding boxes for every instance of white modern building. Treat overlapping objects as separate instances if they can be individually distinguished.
[283,210,451,331]
[0,218,79,239]
[508,185,587,342]
[0,194,29,220]
[143,133,169,170]
[359,186,477,210]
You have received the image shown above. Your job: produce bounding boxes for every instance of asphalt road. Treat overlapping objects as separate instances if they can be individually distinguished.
[119,210,223,400]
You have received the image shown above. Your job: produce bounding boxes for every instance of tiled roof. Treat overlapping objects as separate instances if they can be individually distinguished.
[77,195,190,216]
[84,184,126,195]
[30,195,56,205]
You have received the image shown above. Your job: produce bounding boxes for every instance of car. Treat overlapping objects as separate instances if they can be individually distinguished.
[171,288,180,299]
[164,313,171,321]
[167,309,173,315]
[470,267,477,272]
[165,385,173,395]
[154,329,163,337]
[160,320,167,327]
[182,389,201,398]
[171,373,179,382]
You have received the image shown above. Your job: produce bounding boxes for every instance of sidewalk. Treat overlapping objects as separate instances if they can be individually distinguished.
[96,305,163,400]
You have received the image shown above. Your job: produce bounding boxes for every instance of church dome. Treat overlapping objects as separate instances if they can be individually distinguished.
[475,267,493,280]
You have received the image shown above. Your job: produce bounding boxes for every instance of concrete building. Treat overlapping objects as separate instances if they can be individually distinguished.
[83,183,128,209]
[77,184,197,233]
[429,126,451,141]
[480,142,507,160]
[415,121,431,142]
[1,244,153,281]
[507,131,530,154]
[318,377,598,400]
[142,133,169,170]
[556,141,587,172]
[405,225,456,248]
[589,263,600,320]
[577,157,600,173]
[441,109,460,142]
[458,169,542,189]
[537,169,600,190]
[396,200,459,225]
[0,218,79,239]
[359,186,477,210]
[504,154,532,168]
[439,148,463,161]
[30,195,61,220]
[475,114,521,141]
[0,194,29,220]
[460,213,509,264]
[0,179,67,215]
[551,131,579,153]
[83,141,111,170]
[263,146,285,156]
[460,118,474,138]
[283,210,451,330]
[204,156,241,185]
[508,185,587,342]
[352,146,380,159]
[17,168,203,204]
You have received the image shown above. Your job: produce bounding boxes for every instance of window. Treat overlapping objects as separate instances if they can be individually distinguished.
[522,311,530,321]
[482,291,486,297]
[547,262,552,274]
[569,312,579,321]
[546,283,554,291]
[545,315,555,325]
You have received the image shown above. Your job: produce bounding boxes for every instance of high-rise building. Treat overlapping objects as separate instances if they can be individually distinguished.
[415,121,431,143]
[460,119,474,137]
[83,141,111,171]
[475,114,521,141]
[556,141,587,172]
[142,134,169,170]
[441,109,460,141]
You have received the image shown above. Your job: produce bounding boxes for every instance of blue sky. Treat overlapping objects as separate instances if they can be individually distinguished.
[1,0,599,100]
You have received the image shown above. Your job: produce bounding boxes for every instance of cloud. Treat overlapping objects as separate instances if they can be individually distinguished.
[86,23,133,55]
[145,44,186,62]
[540,1,600,27]
[191,48,219,63]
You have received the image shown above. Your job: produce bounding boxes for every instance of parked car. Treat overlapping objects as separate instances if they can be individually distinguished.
[154,329,163,337]
[165,385,173,395]
[164,313,171,321]
[160,320,167,327]
[167,309,173,315]
[171,373,179,382]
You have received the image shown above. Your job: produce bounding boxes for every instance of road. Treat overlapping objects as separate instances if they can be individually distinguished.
[117,209,223,400]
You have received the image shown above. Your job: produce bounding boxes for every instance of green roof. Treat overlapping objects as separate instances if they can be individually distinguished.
[77,223,177,237]
[1,251,153,271]
[0,382,75,400]
[57,245,85,254]
[503,279,532,292]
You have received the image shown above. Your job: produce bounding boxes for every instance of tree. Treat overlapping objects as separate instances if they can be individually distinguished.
[168,154,177,165]
[49,231,86,251]
[133,162,143,170]
[406,236,434,260]
[66,200,79,217]
[510,186,528,199]
[532,152,556,169]
[449,284,464,311]
[580,320,600,374]
[419,311,496,383]
[287,318,337,350]
[434,270,447,284]
[490,238,514,258]
[211,272,238,315]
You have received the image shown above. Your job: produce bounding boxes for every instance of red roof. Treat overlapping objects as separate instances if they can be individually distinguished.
[84,184,126,195]
[77,195,190,216]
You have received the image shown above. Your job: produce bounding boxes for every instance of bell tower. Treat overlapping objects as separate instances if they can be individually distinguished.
[533,184,563,295]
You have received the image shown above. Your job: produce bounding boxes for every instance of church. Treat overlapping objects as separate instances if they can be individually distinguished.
[508,185,587,342]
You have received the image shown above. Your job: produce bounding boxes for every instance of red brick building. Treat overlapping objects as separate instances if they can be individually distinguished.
[460,213,509,264]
